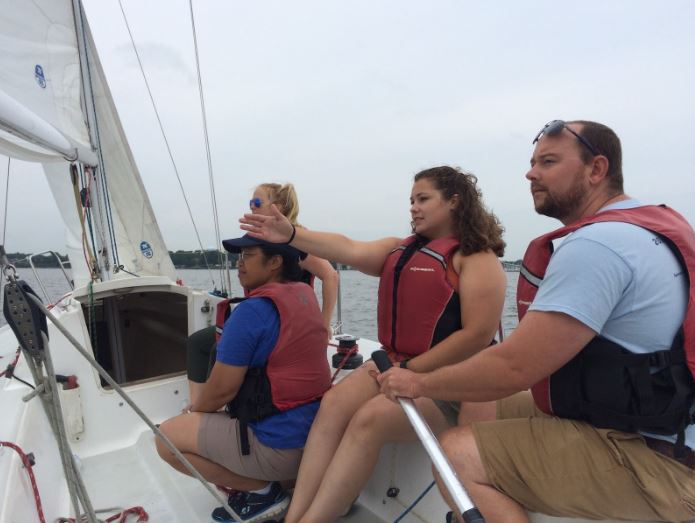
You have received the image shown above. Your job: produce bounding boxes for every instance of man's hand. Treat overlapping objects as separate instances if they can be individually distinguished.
[376,368,424,402]
[239,204,295,243]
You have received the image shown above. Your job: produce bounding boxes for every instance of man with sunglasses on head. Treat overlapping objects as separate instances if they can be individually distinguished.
[377,120,695,522]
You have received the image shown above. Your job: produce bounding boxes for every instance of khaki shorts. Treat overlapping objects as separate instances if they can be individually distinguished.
[472,391,695,522]
[197,412,303,481]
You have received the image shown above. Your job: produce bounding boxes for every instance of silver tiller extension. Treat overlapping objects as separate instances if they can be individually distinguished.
[372,350,485,523]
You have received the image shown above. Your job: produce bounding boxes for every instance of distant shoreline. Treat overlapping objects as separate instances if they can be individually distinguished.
[4,252,522,271]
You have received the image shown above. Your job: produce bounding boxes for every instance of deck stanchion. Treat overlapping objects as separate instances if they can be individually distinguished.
[372,350,485,523]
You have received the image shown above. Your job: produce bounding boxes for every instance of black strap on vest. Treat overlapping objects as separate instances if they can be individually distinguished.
[225,367,280,455]
[550,333,695,457]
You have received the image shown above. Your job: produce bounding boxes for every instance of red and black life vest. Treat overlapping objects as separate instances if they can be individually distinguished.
[377,235,461,361]
[518,205,695,440]
[224,281,331,454]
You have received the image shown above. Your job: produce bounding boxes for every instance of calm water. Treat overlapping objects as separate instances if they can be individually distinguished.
[0,268,520,340]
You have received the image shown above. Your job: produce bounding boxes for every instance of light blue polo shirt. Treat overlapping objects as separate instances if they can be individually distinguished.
[529,199,693,448]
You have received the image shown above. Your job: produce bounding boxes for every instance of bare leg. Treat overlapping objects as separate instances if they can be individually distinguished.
[296,395,450,523]
[284,363,380,523]
[438,426,529,523]
[155,413,267,491]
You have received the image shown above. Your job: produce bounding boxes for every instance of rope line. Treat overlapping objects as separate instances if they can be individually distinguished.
[83,167,100,278]
[116,0,216,287]
[0,441,46,523]
[393,481,436,523]
[188,0,227,293]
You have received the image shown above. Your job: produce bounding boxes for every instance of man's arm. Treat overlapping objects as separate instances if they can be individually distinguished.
[191,361,247,413]
[377,310,597,402]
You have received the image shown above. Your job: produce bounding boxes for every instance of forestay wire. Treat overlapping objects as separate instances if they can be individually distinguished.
[188,0,230,294]
[76,1,120,275]
[117,0,218,289]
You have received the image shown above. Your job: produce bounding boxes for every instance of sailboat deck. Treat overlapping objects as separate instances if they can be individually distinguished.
[78,430,384,522]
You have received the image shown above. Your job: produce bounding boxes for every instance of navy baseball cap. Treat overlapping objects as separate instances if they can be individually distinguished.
[222,234,307,260]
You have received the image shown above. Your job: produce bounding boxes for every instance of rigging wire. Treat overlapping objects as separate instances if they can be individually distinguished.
[188,0,229,294]
[1,158,10,301]
[75,1,120,275]
[2,157,9,244]
[117,0,217,288]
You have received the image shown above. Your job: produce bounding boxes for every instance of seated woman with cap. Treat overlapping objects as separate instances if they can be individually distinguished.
[156,235,331,523]
[186,181,338,405]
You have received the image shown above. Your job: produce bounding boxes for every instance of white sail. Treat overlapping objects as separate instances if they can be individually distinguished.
[0,0,176,287]
[0,0,93,162]
[68,24,176,284]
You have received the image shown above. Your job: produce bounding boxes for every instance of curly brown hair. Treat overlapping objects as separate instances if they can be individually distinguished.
[413,166,505,257]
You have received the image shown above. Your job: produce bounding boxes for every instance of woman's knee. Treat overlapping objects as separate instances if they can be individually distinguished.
[156,415,196,460]
[155,420,176,459]
[346,398,399,441]
[320,378,370,413]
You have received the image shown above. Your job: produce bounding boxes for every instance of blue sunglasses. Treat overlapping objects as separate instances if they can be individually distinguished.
[249,197,262,208]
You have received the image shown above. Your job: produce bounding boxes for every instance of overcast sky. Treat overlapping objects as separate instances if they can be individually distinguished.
[2,0,694,260]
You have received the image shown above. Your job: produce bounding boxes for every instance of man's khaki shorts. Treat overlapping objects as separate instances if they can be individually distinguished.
[472,391,695,522]
[197,412,303,481]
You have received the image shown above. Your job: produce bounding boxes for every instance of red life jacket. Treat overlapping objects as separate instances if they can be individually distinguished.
[377,235,461,360]
[225,281,330,454]
[517,205,695,436]
[247,281,330,409]
[215,272,315,342]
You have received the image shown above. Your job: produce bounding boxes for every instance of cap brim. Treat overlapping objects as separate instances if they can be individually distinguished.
[222,235,267,253]
[222,234,308,260]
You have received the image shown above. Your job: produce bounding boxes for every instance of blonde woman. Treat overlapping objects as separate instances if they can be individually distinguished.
[250,182,338,339]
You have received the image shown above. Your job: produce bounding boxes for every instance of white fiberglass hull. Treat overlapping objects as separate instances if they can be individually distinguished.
[0,278,671,523]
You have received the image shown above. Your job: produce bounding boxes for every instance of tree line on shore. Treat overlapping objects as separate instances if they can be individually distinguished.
[4,251,522,270]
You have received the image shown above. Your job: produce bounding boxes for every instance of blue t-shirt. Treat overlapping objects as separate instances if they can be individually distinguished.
[216,297,320,449]
[529,199,693,448]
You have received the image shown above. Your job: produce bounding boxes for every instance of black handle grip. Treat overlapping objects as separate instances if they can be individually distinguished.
[462,508,485,523]
[372,350,393,372]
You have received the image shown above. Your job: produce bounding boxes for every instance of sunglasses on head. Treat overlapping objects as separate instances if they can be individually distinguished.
[249,197,262,208]
[533,120,598,156]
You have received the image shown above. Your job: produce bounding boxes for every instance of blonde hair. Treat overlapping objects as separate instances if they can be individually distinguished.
[258,183,300,225]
